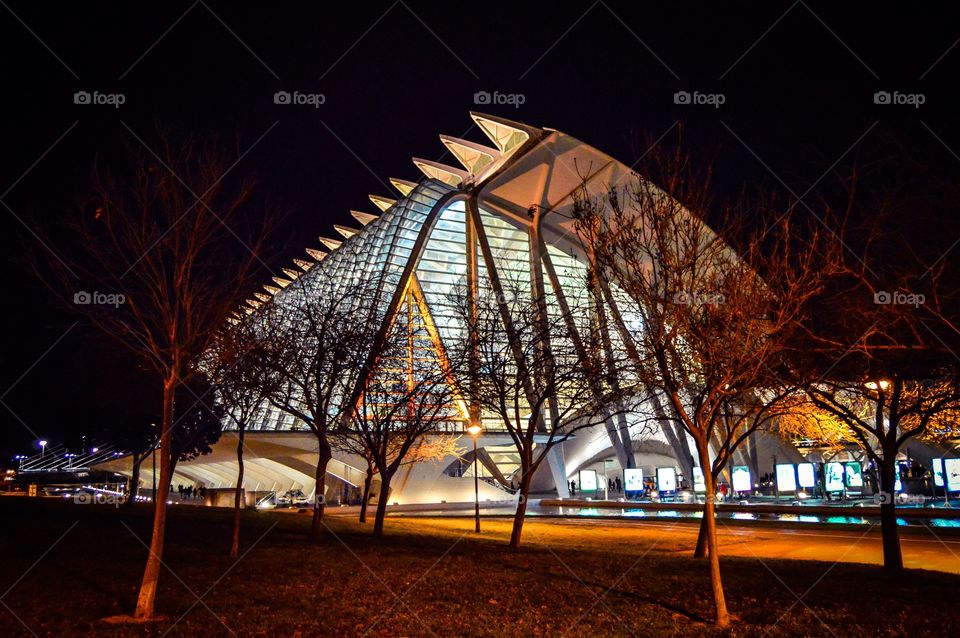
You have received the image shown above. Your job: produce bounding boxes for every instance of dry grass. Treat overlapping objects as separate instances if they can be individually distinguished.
[1,499,956,637]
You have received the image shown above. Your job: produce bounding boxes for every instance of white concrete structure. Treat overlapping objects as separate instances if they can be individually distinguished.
[96,113,799,505]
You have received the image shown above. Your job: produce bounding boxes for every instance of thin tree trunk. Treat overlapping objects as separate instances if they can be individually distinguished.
[359,464,373,524]
[309,436,332,543]
[133,374,176,619]
[696,439,729,628]
[125,452,142,508]
[230,428,245,558]
[509,459,533,549]
[879,454,904,572]
[372,470,394,539]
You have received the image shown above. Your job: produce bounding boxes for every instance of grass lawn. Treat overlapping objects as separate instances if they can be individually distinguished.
[0,498,957,637]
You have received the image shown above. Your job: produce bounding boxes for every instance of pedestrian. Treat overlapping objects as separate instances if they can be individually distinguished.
[571,480,577,496]
[615,476,622,492]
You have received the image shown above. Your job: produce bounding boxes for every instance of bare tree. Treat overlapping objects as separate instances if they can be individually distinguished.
[452,270,634,549]
[572,142,825,627]
[206,311,277,557]
[255,267,380,542]
[32,132,274,620]
[785,191,960,571]
[348,279,468,537]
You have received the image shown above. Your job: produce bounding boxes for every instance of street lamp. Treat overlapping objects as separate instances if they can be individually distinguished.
[38,440,47,458]
[467,423,482,533]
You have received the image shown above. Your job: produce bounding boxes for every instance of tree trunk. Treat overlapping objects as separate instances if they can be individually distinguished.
[133,375,176,619]
[309,436,332,543]
[878,455,904,572]
[359,464,373,524]
[230,428,245,558]
[693,513,709,558]
[509,459,533,549]
[372,470,394,539]
[696,440,729,628]
[125,452,143,508]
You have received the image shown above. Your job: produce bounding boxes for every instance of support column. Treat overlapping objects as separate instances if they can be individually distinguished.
[546,444,570,498]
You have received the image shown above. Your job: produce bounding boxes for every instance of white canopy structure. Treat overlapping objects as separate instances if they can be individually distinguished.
[96,113,799,506]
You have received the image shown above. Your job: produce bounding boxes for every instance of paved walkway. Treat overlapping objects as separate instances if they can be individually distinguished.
[547,516,960,574]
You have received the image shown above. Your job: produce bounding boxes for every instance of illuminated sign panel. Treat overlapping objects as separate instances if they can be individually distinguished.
[844,462,863,488]
[692,466,706,492]
[945,459,960,492]
[933,458,944,487]
[825,462,844,492]
[797,463,816,488]
[623,468,643,492]
[656,467,677,492]
[731,466,752,493]
[578,469,598,493]
[776,464,797,492]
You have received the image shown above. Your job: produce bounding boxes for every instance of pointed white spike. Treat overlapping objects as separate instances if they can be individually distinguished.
[333,225,357,239]
[246,299,262,309]
[254,292,271,302]
[350,210,378,226]
[305,247,327,261]
[272,277,291,288]
[243,307,254,315]
[469,111,537,156]
[282,267,300,279]
[368,195,396,212]
[293,258,314,271]
[226,317,240,325]
[319,236,342,251]
[412,158,468,187]
[389,177,417,196]
[264,284,281,294]
[439,135,500,175]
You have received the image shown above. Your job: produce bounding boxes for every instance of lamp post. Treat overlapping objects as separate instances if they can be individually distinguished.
[467,424,482,533]
[38,440,47,459]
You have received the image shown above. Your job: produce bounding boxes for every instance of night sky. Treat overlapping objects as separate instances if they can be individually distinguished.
[2,2,959,458]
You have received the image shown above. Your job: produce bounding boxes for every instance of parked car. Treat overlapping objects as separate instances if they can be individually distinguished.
[277,489,309,508]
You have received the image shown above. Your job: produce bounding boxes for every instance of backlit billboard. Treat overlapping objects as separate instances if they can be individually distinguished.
[776,463,797,492]
[656,467,677,492]
[731,465,752,493]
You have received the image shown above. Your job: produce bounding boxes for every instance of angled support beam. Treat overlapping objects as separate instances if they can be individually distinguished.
[466,195,540,415]
[341,191,465,428]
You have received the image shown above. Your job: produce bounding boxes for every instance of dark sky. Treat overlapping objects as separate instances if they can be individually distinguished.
[2,2,959,458]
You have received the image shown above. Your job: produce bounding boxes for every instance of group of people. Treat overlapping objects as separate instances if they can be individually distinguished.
[176,483,205,500]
